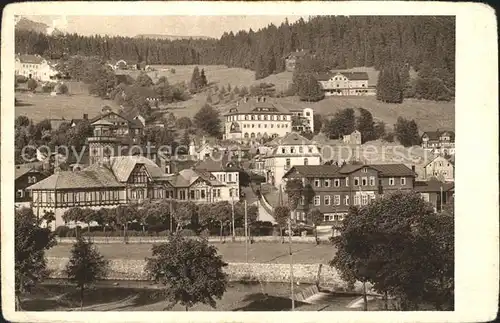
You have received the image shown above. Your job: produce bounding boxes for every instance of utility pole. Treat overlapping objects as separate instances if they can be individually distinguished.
[244,199,248,263]
[231,191,235,242]
[289,213,295,311]
[169,194,173,233]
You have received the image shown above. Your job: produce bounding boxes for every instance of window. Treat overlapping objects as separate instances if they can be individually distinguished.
[369,176,375,186]
[400,177,406,185]
[334,179,340,187]
[285,159,291,169]
[282,148,286,154]
[190,190,196,199]
[389,177,395,186]
[308,147,313,153]
[323,179,330,187]
[217,189,221,197]
[304,158,308,165]
[201,190,206,199]
[362,167,368,173]
[324,195,331,205]
[290,147,295,154]
[354,177,359,186]
[345,177,349,186]
[344,195,350,205]
[300,196,305,205]
[299,146,303,153]
[314,195,321,206]
[354,195,360,205]
[17,189,24,198]
[228,174,233,182]
[362,177,368,186]
[362,195,369,205]
[334,195,341,205]
[314,179,321,187]
[28,176,37,184]
[229,189,233,197]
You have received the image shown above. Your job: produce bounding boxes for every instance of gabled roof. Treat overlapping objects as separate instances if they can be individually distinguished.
[169,168,225,188]
[15,167,40,180]
[277,132,313,146]
[424,155,454,167]
[225,98,292,116]
[421,130,455,141]
[103,156,165,182]
[89,111,130,124]
[195,154,241,172]
[27,167,123,190]
[16,54,45,64]
[369,164,416,177]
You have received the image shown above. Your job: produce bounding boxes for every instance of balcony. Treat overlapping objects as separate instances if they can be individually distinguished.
[87,136,118,143]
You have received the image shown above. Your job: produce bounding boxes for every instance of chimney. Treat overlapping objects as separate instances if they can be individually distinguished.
[83,113,88,120]
[411,165,416,173]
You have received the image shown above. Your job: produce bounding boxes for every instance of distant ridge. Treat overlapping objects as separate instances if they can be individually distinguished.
[15,17,64,36]
[135,34,213,40]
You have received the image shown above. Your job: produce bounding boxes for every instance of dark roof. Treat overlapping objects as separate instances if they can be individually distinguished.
[15,167,40,180]
[16,54,45,64]
[195,154,241,172]
[369,164,416,177]
[414,179,454,193]
[284,165,341,178]
[421,130,455,141]
[225,98,292,116]
[316,71,369,81]
[284,50,311,59]
[284,163,416,179]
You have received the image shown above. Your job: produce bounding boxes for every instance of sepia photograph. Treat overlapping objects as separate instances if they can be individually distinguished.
[1,2,498,323]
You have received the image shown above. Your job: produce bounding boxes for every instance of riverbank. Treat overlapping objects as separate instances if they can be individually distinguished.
[47,257,366,292]
[21,281,360,311]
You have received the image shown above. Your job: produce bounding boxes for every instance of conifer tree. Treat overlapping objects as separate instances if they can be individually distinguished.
[255,55,267,80]
[200,68,208,87]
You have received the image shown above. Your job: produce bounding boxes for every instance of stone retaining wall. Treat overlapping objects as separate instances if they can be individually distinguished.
[47,257,368,293]
[56,236,328,244]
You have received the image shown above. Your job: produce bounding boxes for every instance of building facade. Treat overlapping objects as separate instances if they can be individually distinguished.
[27,155,240,230]
[317,71,376,96]
[282,163,416,227]
[414,179,454,213]
[15,54,58,82]
[423,155,454,182]
[223,97,315,143]
[262,132,322,188]
[342,130,362,145]
[15,165,47,207]
[283,50,312,72]
[421,130,455,156]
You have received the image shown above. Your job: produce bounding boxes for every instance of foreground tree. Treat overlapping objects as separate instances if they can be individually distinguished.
[307,208,323,244]
[330,191,453,310]
[273,206,290,243]
[145,234,228,311]
[65,237,109,310]
[15,207,57,310]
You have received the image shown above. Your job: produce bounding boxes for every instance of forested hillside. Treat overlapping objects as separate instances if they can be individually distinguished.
[15,16,454,84]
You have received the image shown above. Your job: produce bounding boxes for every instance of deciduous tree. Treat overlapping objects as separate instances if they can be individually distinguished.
[194,104,221,137]
[145,234,228,311]
[273,205,290,243]
[65,237,109,310]
[15,207,57,310]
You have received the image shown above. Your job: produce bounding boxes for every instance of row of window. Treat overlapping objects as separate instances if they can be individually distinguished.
[243,132,281,139]
[312,176,407,188]
[215,173,238,183]
[241,123,289,129]
[285,158,309,168]
[323,213,346,222]
[312,194,375,206]
[227,114,291,122]
[282,146,314,154]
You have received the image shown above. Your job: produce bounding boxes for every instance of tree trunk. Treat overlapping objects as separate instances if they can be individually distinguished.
[384,291,389,310]
[80,286,84,310]
[219,221,223,242]
[362,281,368,311]
[16,294,22,311]
[314,225,319,245]
[280,226,284,243]
[185,305,188,311]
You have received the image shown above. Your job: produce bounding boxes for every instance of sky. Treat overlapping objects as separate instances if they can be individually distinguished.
[23,15,305,39]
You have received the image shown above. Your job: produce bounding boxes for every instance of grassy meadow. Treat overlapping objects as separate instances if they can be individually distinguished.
[15,65,454,133]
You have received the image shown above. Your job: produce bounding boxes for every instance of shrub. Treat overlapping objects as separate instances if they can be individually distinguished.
[178,229,197,237]
[16,75,28,83]
[383,132,395,143]
[234,228,246,236]
[200,228,210,238]
[27,78,38,92]
[170,68,176,74]
[57,83,69,94]
[42,82,56,93]
[54,225,70,237]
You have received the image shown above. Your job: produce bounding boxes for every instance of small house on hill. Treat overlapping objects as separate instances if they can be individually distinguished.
[317,71,375,96]
[283,49,313,72]
[342,130,362,145]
